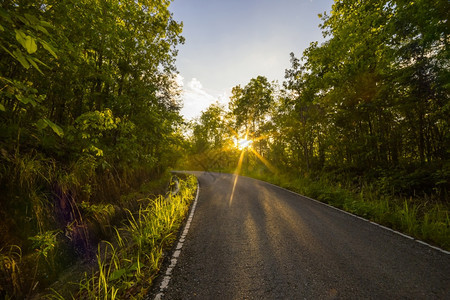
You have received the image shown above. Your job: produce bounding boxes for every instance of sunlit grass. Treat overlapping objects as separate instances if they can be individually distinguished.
[38,175,197,299]
[0,245,23,297]
[73,175,198,299]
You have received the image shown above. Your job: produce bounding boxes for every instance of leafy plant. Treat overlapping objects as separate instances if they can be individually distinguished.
[29,230,60,265]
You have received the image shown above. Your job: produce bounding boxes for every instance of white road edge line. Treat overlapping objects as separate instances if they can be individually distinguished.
[154,182,201,300]
[262,180,450,255]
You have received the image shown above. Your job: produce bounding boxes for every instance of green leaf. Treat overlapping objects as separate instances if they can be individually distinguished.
[27,57,44,74]
[17,94,37,106]
[128,262,140,271]
[41,118,64,137]
[17,15,29,26]
[1,45,14,57]
[41,41,57,58]
[36,25,49,35]
[0,103,5,111]
[24,35,37,54]
[46,119,64,137]
[12,50,30,68]
[15,29,27,46]
[36,118,48,130]
[15,29,37,54]
[39,20,53,28]
[109,268,126,281]
[15,95,24,104]
[32,57,50,68]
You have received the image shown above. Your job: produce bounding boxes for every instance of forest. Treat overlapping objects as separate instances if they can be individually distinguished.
[0,0,449,298]
[188,0,449,196]
[0,0,192,298]
[183,0,449,250]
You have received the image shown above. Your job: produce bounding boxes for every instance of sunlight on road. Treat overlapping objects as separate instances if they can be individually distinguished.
[229,150,245,206]
[229,128,280,206]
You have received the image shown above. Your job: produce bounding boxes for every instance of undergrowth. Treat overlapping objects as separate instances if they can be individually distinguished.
[46,175,197,299]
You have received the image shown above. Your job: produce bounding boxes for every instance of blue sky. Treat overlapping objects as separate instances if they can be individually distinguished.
[170,0,334,120]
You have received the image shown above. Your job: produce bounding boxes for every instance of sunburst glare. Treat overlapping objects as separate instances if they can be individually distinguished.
[228,129,279,206]
[233,137,253,150]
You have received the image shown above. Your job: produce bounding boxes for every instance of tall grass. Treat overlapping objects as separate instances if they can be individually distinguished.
[1,134,183,299]
[78,242,120,300]
[0,245,23,298]
[0,148,192,299]
[73,175,197,299]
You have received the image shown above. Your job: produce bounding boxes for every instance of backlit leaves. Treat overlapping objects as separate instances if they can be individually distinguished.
[36,118,64,137]
[15,30,37,54]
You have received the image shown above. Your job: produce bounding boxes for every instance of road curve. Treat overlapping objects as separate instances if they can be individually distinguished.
[150,172,449,299]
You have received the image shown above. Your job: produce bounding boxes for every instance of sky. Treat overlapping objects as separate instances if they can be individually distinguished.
[170,0,335,120]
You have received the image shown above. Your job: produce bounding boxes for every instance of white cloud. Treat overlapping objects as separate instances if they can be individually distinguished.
[175,73,184,88]
[187,78,203,91]
[179,77,229,120]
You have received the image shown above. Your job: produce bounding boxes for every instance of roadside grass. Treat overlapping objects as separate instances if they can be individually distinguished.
[0,155,179,298]
[0,245,23,298]
[245,171,450,251]
[44,175,197,299]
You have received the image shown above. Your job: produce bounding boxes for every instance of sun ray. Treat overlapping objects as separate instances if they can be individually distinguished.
[229,149,245,206]
[227,127,279,206]
[250,147,278,174]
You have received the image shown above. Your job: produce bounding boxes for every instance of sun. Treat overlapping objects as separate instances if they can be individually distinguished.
[233,137,253,150]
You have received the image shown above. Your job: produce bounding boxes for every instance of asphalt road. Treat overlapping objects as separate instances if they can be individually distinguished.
[150,172,449,299]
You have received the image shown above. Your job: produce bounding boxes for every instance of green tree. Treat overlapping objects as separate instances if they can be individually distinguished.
[229,76,274,155]
[265,0,448,195]
[0,1,185,296]
[191,102,230,152]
